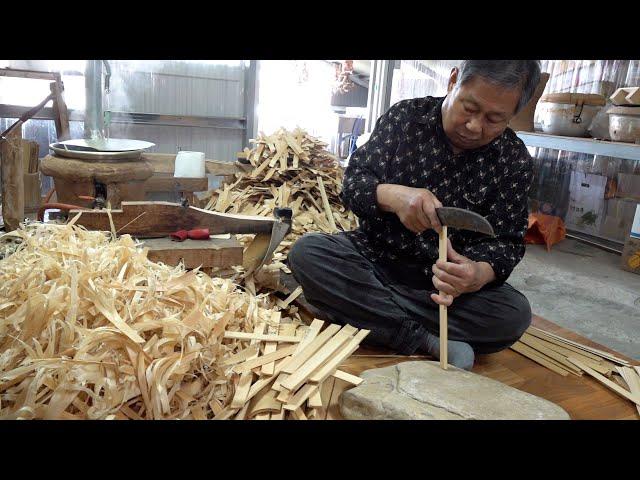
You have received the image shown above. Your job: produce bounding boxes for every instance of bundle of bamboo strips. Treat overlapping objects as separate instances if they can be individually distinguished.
[201,128,358,273]
[510,326,640,413]
[0,222,364,420]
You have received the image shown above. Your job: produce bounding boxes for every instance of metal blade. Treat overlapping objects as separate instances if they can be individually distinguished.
[436,207,495,236]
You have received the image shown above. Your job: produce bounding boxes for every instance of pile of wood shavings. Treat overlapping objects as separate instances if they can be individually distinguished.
[0,222,305,420]
[201,128,359,269]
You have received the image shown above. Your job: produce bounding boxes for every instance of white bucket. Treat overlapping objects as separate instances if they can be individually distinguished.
[174,151,206,178]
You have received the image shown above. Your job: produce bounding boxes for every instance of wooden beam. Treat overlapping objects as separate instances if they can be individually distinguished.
[309,330,370,384]
[0,68,58,81]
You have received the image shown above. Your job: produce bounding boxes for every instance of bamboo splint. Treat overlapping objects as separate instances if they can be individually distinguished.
[511,326,640,409]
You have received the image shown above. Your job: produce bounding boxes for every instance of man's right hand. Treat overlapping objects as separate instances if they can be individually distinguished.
[376,184,443,234]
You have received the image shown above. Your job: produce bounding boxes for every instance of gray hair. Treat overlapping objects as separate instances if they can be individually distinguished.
[457,60,542,113]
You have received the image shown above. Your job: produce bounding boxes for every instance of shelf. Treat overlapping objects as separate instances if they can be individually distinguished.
[516,131,640,161]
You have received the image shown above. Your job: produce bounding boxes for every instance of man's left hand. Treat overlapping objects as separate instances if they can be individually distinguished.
[430,239,496,306]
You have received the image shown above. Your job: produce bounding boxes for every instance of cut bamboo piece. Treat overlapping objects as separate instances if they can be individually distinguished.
[290,407,307,420]
[281,325,357,392]
[518,333,583,376]
[511,342,570,376]
[223,332,302,343]
[616,366,640,416]
[528,327,631,365]
[309,330,370,384]
[261,311,281,375]
[283,384,319,411]
[438,225,448,370]
[308,384,324,408]
[317,175,337,232]
[276,286,303,309]
[332,369,364,386]
[233,344,297,373]
[568,358,640,406]
[280,323,342,374]
[231,322,265,409]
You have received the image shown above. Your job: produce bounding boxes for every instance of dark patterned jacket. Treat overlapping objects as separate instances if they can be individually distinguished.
[341,96,533,286]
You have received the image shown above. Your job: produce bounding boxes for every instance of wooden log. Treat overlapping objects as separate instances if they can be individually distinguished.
[0,130,24,231]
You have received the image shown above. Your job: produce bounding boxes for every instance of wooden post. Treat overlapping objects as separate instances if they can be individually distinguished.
[439,225,448,370]
[50,80,70,141]
[1,129,25,231]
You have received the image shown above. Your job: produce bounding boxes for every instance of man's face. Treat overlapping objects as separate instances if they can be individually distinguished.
[441,68,521,152]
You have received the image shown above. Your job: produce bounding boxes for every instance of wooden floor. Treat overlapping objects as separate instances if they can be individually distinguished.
[334,315,640,420]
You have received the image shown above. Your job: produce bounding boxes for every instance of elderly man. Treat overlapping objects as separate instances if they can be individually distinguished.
[288,60,540,370]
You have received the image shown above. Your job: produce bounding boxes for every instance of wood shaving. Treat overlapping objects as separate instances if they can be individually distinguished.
[0,222,309,420]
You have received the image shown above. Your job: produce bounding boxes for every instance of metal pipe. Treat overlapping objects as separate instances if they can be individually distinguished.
[84,60,103,140]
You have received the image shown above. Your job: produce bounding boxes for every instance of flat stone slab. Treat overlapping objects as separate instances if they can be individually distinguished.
[340,361,570,420]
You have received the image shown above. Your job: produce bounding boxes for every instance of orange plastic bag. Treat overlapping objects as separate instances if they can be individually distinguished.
[524,212,566,251]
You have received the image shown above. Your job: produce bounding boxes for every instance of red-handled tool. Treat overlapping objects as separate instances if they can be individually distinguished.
[170,228,210,242]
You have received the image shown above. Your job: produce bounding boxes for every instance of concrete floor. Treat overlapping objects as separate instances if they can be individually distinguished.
[509,239,640,361]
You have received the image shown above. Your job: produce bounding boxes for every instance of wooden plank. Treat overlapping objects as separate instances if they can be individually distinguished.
[144,175,209,193]
[276,286,302,309]
[308,330,370,384]
[332,369,364,386]
[525,331,604,363]
[293,319,324,354]
[0,68,58,80]
[223,331,301,343]
[283,384,319,411]
[261,311,281,376]
[326,378,349,420]
[233,344,297,373]
[144,237,243,270]
[280,323,342,374]
[318,376,336,420]
[616,366,640,416]
[71,201,277,238]
[510,342,570,376]
[568,358,640,406]
[308,383,324,408]
[519,333,583,375]
[230,322,265,409]
[528,326,631,365]
[290,407,307,420]
[220,344,260,366]
[281,325,357,392]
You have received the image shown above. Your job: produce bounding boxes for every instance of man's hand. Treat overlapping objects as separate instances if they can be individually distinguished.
[430,239,496,306]
[376,184,443,234]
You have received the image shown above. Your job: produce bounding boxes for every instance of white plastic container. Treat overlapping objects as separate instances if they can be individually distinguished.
[174,151,206,178]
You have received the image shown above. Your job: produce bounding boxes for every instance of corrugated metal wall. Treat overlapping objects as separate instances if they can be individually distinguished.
[106,60,246,161]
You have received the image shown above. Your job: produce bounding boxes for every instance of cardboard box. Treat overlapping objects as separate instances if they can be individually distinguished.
[565,171,606,235]
[621,205,640,275]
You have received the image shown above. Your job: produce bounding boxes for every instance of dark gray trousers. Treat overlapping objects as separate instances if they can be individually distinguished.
[287,232,532,355]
